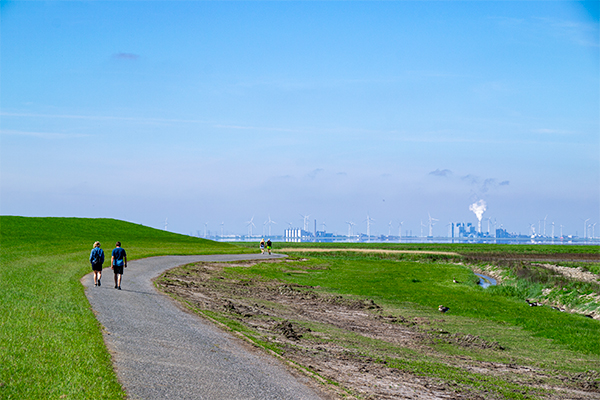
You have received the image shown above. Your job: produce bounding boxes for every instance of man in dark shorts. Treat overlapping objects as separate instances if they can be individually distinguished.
[266,239,272,255]
[111,241,127,290]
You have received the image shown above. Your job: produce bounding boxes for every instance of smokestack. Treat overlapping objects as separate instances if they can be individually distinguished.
[469,200,487,233]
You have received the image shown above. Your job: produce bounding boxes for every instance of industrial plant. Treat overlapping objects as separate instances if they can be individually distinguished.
[189,197,597,245]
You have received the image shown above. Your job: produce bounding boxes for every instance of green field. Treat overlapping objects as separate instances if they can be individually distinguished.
[253,240,600,255]
[2,217,599,399]
[0,216,248,399]
[216,241,600,398]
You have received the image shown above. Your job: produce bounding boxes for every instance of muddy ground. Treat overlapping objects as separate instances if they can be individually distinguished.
[156,258,600,400]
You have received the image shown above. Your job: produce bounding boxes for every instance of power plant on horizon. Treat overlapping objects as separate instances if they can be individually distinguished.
[190,200,597,243]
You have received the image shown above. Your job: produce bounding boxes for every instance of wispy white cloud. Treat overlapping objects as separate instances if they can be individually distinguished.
[531,128,574,135]
[213,124,300,133]
[490,16,526,27]
[0,129,90,139]
[0,112,209,125]
[535,16,599,47]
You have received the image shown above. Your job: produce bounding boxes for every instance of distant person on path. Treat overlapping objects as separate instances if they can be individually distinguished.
[89,241,105,287]
[260,239,265,254]
[266,239,272,255]
[111,241,127,290]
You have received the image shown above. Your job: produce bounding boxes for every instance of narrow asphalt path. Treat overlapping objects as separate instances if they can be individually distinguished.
[83,254,328,400]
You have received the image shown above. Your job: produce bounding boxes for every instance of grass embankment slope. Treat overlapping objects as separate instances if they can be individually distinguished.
[0,216,248,400]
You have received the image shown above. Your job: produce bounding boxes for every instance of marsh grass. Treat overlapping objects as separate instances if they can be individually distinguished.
[0,216,247,399]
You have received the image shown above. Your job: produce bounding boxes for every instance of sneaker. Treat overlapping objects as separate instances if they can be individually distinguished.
[115,285,118,289]
[94,283,98,287]
[98,280,101,287]
[118,286,121,290]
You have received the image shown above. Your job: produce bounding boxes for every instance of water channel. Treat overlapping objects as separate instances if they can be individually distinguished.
[474,273,497,288]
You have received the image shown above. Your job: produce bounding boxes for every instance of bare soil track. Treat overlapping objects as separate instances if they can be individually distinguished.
[157,258,600,400]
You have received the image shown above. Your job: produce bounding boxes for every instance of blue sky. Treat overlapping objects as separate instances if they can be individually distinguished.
[1,1,598,238]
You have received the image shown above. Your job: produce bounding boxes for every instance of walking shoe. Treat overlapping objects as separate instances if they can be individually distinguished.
[94,283,97,287]
[98,279,101,286]
[115,285,118,289]
[118,286,121,290]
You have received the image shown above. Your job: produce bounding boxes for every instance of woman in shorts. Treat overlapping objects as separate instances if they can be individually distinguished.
[89,241,105,286]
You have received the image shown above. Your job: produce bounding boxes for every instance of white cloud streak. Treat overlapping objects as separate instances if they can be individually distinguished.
[0,129,90,139]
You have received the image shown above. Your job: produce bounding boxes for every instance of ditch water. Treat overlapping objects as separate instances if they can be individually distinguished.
[474,273,497,289]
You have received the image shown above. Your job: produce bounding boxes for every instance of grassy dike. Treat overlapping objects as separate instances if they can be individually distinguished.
[0,216,248,400]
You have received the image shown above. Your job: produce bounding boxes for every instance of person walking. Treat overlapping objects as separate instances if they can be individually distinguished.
[259,239,265,254]
[111,241,127,290]
[266,239,272,255]
[89,241,105,286]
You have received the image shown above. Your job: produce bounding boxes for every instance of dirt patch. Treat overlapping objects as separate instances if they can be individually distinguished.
[156,260,600,400]
[535,263,600,284]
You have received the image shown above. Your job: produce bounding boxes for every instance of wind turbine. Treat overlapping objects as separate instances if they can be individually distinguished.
[551,222,555,238]
[388,220,393,237]
[364,214,375,240]
[204,222,208,238]
[543,215,548,237]
[266,215,277,236]
[246,216,256,237]
[165,218,168,231]
[220,221,224,237]
[427,213,438,237]
[346,221,356,237]
[591,223,597,239]
[300,214,310,231]
[398,221,404,241]
[583,218,590,239]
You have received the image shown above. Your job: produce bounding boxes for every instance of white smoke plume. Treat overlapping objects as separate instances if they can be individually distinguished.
[469,200,487,221]
[469,200,487,233]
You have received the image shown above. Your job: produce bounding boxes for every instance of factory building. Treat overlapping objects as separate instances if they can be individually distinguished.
[283,228,312,241]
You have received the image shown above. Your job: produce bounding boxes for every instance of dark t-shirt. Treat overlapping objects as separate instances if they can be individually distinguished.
[112,247,127,266]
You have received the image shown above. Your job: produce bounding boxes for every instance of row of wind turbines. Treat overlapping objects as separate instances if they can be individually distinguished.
[187,213,596,239]
[246,212,447,238]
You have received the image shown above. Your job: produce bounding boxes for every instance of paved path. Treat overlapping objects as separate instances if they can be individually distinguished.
[84,254,327,400]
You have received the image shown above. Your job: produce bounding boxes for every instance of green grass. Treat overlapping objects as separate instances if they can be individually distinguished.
[224,253,600,358]
[0,216,248,399]
[3,218,598,399]
[237,240,600,255]
[159,252,600,399]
